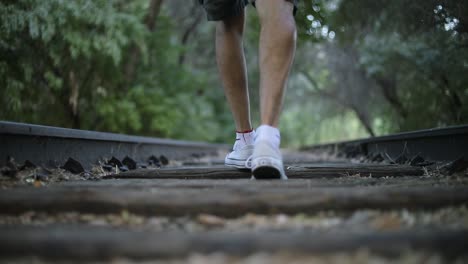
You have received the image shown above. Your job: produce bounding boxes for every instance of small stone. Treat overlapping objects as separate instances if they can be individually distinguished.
[25,177,35,184]
[33,180,43,188]
[82,172,91,179]
[2,156,19,178]
[122,156,137,170]
[119,165,129,172]
[148,155,161,167]
[275,214,289,226]
[191,153,203,158]
[371,214,402,231]
[409,155,425,166]
[1,167,17,178]
[21,160,37,170]
[440,157,468,175]
[121,210,130,221]
[416,161,436,167]
[394,154,408,165]
[59,173,70,181]
[343,144,364,158]
[102,164,114,172]
[370,153,384,162]
[62,158,85,174]
[83,172,100,181]
[6,156,18,170]
[34,170,50,181]
[107,157,123,167]
[160,155,169,166]
[197,214,225,227]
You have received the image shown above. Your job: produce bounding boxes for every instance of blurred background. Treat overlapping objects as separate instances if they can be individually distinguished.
[1,0,467,147]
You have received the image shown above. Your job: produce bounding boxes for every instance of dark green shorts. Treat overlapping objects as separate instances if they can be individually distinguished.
[199,0,298,21]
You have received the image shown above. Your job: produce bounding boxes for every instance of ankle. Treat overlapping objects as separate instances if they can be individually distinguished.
[255,125,280,148]
[233,130,256,150]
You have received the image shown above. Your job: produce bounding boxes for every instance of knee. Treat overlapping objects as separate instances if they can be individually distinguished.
[277,13,297,41]
[258,2,296,39]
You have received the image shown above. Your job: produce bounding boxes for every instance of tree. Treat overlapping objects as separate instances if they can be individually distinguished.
[1,0,466,146]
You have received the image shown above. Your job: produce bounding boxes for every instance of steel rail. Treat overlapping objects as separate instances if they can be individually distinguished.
[0,121,227,169]
[302,125,468,162]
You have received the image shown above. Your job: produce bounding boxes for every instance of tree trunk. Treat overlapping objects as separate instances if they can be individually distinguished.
[302,71,376,137]
[440,75,463,122]
[145,0,164,31]
[351,106,376,137]
[124,0,165,84]
[178,4,203,65]
[68,70,81,129]
[376,77,408,119]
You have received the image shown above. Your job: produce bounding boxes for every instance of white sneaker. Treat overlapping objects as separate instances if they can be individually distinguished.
[225,144,254,169]
[249,140,288,180]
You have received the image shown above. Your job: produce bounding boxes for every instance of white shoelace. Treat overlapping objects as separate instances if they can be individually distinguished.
[245,155,253,169]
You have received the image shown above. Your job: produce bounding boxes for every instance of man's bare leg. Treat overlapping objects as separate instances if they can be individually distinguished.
[217,10,256,169]
[216,10,252,132]
[256,0,297,127]
[250,0,296,179]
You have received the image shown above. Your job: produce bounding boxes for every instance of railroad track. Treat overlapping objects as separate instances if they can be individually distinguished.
[1,121,467,263]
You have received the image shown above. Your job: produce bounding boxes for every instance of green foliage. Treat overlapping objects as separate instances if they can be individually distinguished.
[342,0,468,131]
[295,0,332,42]
[0,0,220,141]
[0,0,144,125]
[289,0,468,142]
[1,0,467,147]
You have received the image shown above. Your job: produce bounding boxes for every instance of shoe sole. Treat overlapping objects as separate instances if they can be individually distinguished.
[225,163,249,170]
[225,158,249,169]
[252,166,282,179]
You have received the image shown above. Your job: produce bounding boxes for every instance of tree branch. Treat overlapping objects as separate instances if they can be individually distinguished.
[302,71,376,136]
